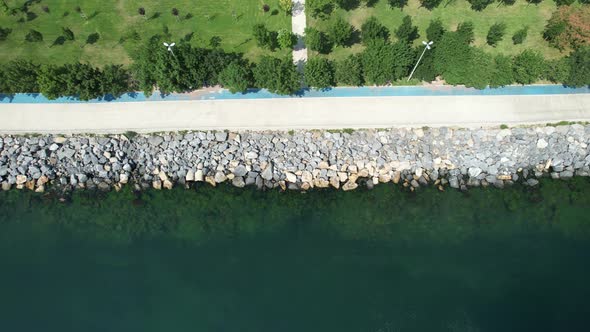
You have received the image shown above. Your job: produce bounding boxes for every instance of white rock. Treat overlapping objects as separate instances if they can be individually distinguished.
[284,172,297,183]
[468,167,482,178]
[158,171,168,181]
[119,173,129,184]
[49,143,60,151]
[537,138,548,149]
[195,170,204,182]
[185,171,195,182]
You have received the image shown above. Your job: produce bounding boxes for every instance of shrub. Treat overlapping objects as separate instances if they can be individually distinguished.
[85,32,100,45]
[253,56,301,95]
[420,0,444,10]
[278,29,296,49]
[304,57,335,89]
[456,22,475,44]
[467,0,494,11]
[486,23,506,47]
[388,0,408,8]
[329,17,354,47]
[0,27,12,41]
[219,61,252,93]
[25,29,43,42]
[335,54,364,86]
[307,0,334,19]
[426,19,445,42]
[395,15,419,44]
[361,17,389,45]
[305,27,332,53]
[564,46,590,87]
[512,27,528,44]
[525,0,543,4]
[512,50,545,84]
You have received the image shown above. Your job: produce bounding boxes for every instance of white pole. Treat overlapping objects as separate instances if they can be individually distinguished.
[407,41,433,82]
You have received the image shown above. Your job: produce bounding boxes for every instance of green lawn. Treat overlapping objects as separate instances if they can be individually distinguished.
[308,0,565,61]
[0,0,291,66]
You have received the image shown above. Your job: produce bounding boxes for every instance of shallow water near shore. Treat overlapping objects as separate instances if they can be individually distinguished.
[1,179,590,331]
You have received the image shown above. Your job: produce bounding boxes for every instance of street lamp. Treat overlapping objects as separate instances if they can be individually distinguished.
[163,42,176,55]
[407,40,433,82]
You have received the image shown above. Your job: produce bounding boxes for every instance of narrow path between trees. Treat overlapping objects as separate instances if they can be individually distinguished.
[292,0,307,75]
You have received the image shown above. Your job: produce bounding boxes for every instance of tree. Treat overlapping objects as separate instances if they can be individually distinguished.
[335,54,363,86]
[62,27,75,41]
[335,0,361,10]
[0,68,8,93]
[467,0,494,11]
[362,40,413,85]
[361,17,389,45]
[304,57,335,89]
[138,7,146,18]
[253,56,301,95]
[25,29,43,42]
[0,27,11,41]
[555,0,575,5]
[420,0,444,10]
[512,50,545,84]
[512,27,528,44]
[486,23,506,46]
[565,46,590,87]
[426,19,445,42]
[329,17,354,47]
[75,6,87,19]
[4,60,39,93]
[37,64,68,99]
[490,55,514,87]
[62,63,103,100]
[307,0,334,19]
[456,22,475,44]
[252,24,277,50]
[305,27,332,54]
[412,45,437,82]
[525,0,543,4]
[388,0,408,9]
[543,6,590,51]
[395,15,419,44]
[171,8,179,20]
[84,33,100,46]
[278,29,296,49]
[279,0,293,14]
[101,64,131,97]
[219,61,252,93]
[544,58,571,83]
[433,31,473,85]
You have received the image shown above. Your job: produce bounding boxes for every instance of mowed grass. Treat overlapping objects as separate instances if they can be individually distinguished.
[308,0,564,61]
[0,0,291,66]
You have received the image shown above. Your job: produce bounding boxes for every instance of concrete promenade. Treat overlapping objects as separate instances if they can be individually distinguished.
[0,94,589,134]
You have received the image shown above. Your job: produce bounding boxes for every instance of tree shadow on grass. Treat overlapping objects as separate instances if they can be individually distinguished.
[51,36,66,47]
[87,11,99,20]
[149,12,161,20]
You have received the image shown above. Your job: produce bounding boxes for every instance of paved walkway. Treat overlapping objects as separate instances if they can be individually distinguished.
[0,94,589,134]
[292,0,307,74]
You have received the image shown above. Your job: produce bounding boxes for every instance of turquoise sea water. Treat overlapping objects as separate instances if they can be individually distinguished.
[1,180,590,331]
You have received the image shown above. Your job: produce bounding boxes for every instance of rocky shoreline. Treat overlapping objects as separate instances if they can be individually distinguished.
[1,125,589,193]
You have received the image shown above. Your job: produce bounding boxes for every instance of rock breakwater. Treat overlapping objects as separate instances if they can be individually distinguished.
[1,125,590,193]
